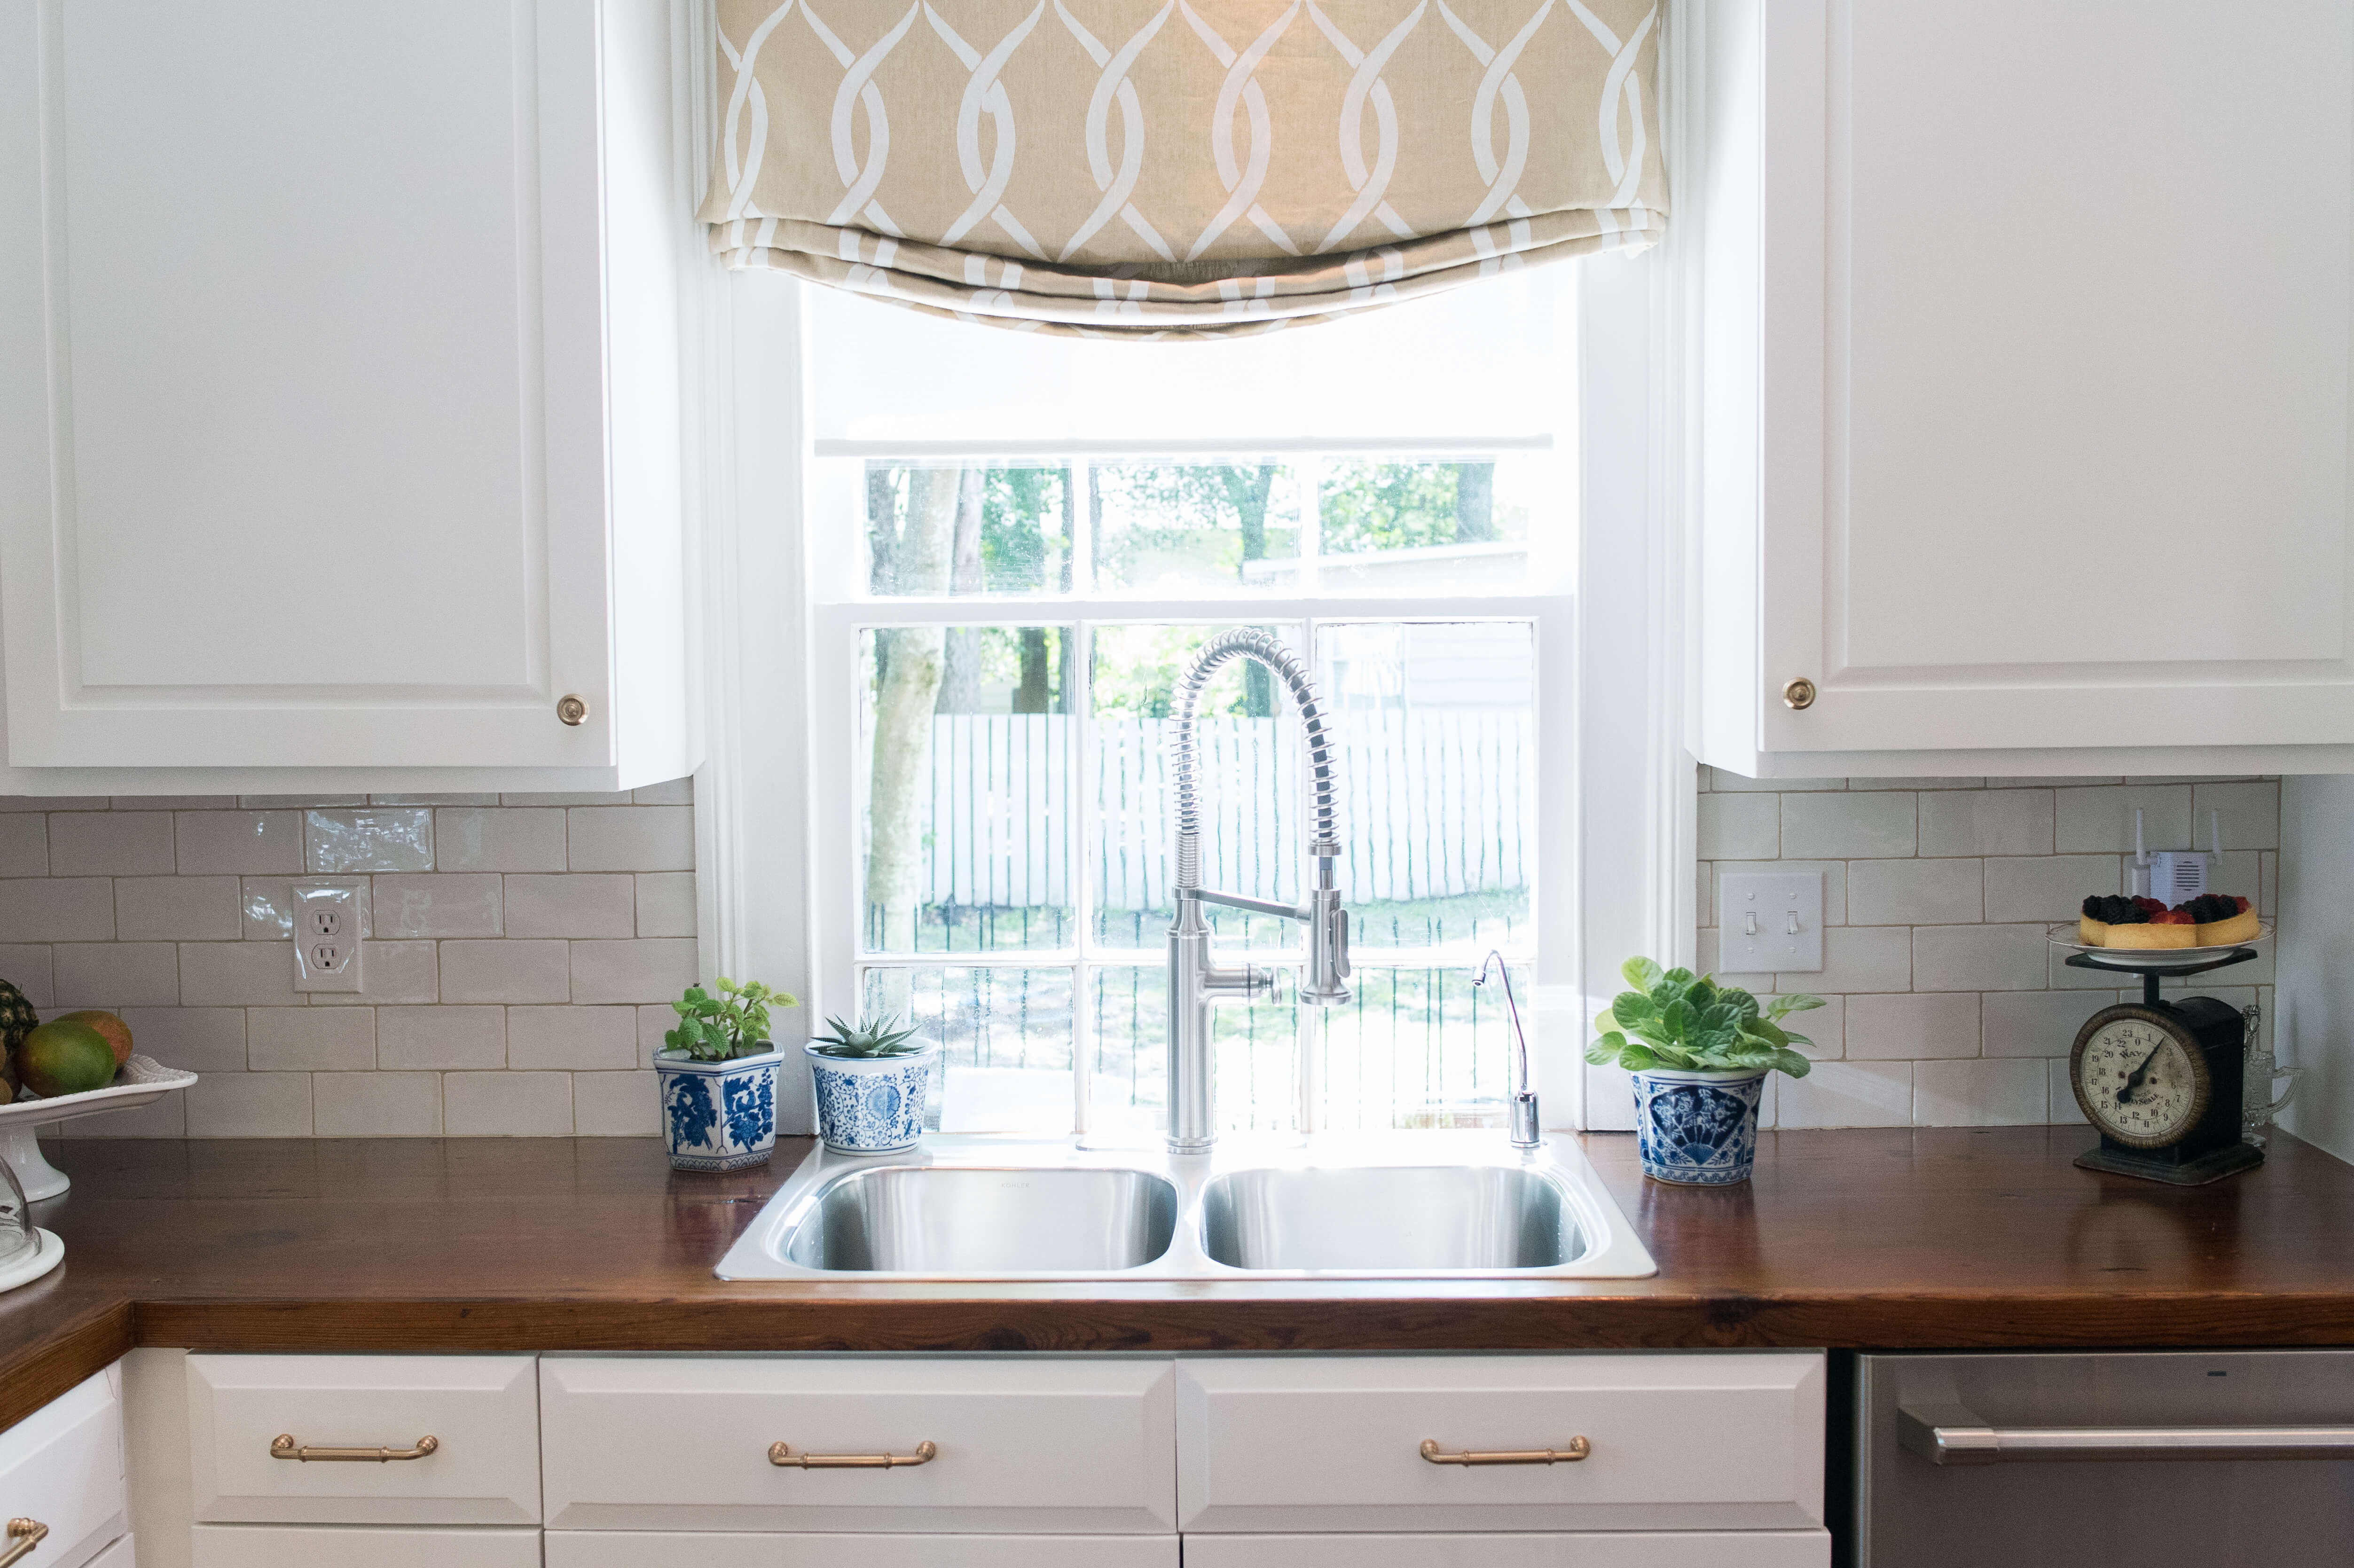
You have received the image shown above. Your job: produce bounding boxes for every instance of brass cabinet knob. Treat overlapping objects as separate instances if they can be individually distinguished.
[1782,678,1817,711]
[556,694,590,727]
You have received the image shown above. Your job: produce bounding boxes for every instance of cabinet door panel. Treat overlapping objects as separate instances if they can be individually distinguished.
[1185,1532,1830,1568]
[1177,1354,1824,1534]
[0,1371,126,1568]
[1755,0,2354,756]
[544,1533,1180,1568]
[0,0,617,768]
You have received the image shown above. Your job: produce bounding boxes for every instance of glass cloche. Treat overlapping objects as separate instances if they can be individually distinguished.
[0,1154,53,1290]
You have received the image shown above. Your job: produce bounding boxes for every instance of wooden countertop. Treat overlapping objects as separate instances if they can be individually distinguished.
[7,1126,2354,1432]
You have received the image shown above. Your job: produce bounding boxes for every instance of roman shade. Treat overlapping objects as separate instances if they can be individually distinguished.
[700,0,1667,337]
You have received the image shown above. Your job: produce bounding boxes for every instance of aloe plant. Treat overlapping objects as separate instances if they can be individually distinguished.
[808,1012,929,1059]
[1585,957,1823,1079]
[665,977,795,1062]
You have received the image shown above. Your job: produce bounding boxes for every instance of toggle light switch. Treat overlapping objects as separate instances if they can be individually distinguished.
[1718,870,1825,974]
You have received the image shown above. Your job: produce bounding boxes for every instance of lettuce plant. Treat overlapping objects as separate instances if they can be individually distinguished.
[1585,957,1823,1078]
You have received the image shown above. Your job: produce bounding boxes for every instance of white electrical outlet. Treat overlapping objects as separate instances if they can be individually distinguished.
[291,882,363,993]
[1719,870,1825,974]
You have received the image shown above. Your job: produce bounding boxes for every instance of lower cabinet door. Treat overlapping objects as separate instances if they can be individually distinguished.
[190,1525,543,1567]
[542,1533,1181,1567]
[0,1371,126,1568]
[86,1536,135,1568]
[1183,1532,1832,1568]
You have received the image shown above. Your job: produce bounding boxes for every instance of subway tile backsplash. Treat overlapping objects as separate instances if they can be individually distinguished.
[24,781,697,1140]
[1697,768,2278,1129]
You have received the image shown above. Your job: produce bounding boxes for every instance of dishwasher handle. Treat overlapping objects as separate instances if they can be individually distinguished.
[1900,1402,2354,1466]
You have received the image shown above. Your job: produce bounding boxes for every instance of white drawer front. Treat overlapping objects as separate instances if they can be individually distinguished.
[187,1355,539,1525]
[541,1357,1177,1534]
[546,1532,1181,1567]
[191,1525,542,1568]
[1186,1532,1831,1568]
[1177,1354,1825,1534]
[0,1371,126,1568]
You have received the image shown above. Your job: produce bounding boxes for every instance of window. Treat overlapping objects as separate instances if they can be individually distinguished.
[805,274,1577,1141]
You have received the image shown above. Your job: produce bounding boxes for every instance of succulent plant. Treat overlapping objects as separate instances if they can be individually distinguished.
[808,1012,929,1059]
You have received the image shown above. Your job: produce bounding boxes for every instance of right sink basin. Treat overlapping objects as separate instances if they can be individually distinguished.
[1200,1162,1586,1271]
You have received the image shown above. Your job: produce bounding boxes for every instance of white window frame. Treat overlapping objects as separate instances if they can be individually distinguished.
[698,277,1688,1141]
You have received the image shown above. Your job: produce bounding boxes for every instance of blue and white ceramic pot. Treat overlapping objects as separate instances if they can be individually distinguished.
[806,1041,938,1155]
[1632,1067,1766,1185]
[656,1046,782,1172]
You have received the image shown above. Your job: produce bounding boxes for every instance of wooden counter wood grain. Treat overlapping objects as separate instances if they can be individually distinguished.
[7,1126,2354,1434]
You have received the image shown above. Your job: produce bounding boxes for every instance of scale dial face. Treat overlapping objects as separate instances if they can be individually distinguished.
[2072,1006,2211,1149]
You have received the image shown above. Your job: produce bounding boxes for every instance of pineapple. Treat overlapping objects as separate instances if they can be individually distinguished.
[0,976,33,1100]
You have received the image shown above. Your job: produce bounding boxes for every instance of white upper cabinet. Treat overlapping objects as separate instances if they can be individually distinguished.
[0,0,696,787]
[1695,0,2354,776]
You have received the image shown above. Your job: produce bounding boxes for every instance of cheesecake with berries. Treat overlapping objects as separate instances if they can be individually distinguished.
[2078,893,2256,949]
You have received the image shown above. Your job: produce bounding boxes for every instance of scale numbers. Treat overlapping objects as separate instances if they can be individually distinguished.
[2075,1015,2202,1147]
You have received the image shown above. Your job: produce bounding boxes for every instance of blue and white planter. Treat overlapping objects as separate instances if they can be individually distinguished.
[656,1046,782,1172]
[1632,1067,1767,1185]
[807,1040,938,1155]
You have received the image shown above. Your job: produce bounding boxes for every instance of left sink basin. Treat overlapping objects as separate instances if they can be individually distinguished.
[774,1163,1180,1274]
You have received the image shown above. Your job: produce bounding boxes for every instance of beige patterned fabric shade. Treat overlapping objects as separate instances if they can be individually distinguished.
[700,0,1667,338]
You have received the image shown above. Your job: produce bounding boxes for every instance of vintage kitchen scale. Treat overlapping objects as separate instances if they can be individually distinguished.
[2047,925,2271,1184]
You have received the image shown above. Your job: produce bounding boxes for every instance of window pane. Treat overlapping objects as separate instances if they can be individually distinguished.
[1087,965,1300,1139]
[862,965,1073,1135]
[860,627,1074,953]
[1316,622,1534,954]
[863,462,1077,596]
[1317,964,1531,1132]
[1310,453,1556,594]
[1091,463,1304,593]
[1089,623,1306,950]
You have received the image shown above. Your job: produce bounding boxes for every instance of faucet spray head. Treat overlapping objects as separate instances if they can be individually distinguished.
[1475,950,1541,1150]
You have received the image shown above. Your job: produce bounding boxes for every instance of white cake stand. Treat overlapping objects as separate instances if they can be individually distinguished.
[0,1228,63,1293]
[0,1056,196,1200]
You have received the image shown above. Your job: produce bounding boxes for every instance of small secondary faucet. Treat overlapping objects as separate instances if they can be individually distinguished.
[1473,949,1541,1149]
[1165,628,1351,1154]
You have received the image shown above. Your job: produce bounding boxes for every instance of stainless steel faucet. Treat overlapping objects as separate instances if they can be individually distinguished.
[1473,949,1541,1149]
[1165,628,1350,1154]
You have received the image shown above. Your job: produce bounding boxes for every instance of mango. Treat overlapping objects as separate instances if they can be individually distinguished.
[17,1019,116,1098]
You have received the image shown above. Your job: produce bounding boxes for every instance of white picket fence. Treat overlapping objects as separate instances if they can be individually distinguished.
[902,712,1532,913]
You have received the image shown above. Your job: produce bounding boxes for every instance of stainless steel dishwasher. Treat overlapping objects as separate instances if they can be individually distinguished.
[1856,1351,2354,1565]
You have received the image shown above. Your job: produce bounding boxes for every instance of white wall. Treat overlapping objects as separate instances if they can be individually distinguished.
[2279,776,2354,1161]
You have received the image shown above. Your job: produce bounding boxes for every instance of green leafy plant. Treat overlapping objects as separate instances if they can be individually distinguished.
[664,977,795,1062]
[1584,957,1824,1079]
[808,1012,930,1059]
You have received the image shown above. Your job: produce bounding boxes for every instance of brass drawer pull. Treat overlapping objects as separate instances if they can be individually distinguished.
[769,1440,938,1469]
[272,1433,440,1463]
[1421,1437,1592,1466]
[0,1519,48,1568]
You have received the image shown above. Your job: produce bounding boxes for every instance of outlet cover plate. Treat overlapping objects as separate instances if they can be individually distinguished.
[291,882,363,993]
[1719,870,1825,974]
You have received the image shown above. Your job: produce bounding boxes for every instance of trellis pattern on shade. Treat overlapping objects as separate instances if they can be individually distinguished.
[700,0,1668,337]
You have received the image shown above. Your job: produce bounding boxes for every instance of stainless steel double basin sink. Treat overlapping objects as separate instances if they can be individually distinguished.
[714,1132,1657,1281]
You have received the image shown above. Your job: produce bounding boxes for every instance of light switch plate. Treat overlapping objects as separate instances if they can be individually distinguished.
[291,882,363,993]
[1718,870,1824,974]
